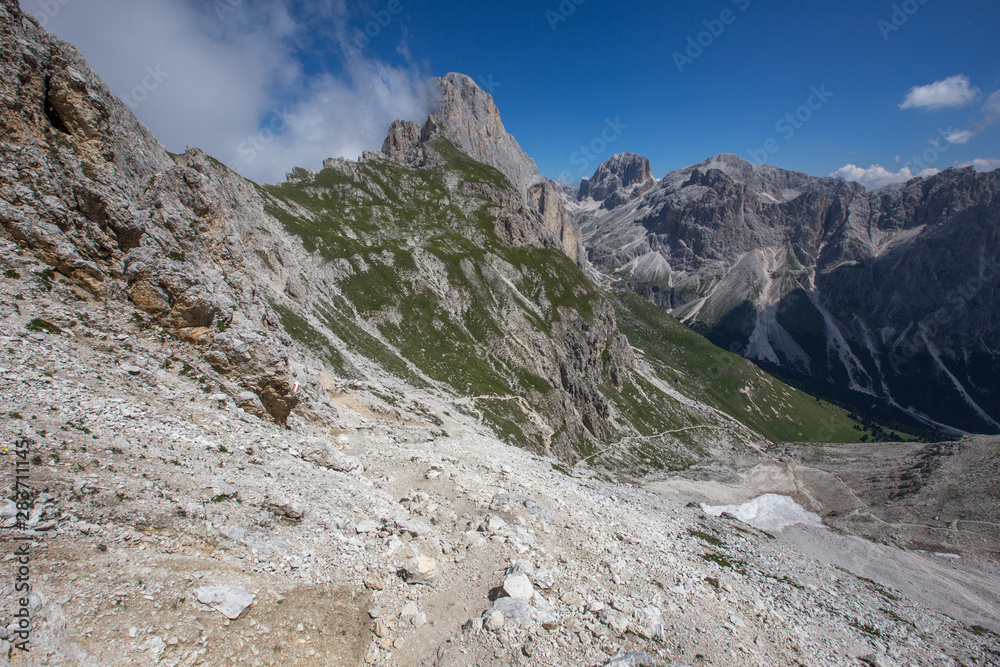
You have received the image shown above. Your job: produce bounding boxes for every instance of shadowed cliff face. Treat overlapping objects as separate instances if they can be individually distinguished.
[574,151,1000,434]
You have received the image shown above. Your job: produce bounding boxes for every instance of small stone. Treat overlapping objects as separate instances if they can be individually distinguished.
[484,610,505,632]
[128,627,138,638]
[400,602,419,619]
[411,612,427,628]
[561,592,584,608]
[533,568,555,589]
[356,520,379,534]
[603,651,659,667]
[195,585,254,620]
[368,608,382,619]
[373,620,389,638]
[602,609,630,634]
[486,515,507,533]
[400,556,438,585]
[502,573,533,601]
[363,573,385,591]
[264,498,303,521]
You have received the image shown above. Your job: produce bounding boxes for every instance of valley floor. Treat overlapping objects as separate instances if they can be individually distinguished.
[0,255,998,666]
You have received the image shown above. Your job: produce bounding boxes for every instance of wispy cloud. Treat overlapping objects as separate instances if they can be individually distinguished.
[943,128,975,145]
[957,158,1000,173]
[983,91,1000,116]
[830,164,939,190]
[25,0,435,183]
[900,75,981,111]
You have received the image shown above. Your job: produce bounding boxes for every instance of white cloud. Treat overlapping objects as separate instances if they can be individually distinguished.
[983,91,1000,116]
[943,129,975,145]
[900,75,981,111]
[957,158,1000,173]
[22,0,435,183]
[830,164,939,190]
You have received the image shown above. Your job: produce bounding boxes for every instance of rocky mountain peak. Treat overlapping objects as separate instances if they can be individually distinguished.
[382,73,583,263]
[578,153,655,209]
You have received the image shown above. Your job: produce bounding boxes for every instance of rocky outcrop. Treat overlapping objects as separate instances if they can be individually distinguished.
[429,73,541,199]
[575,152,1000,434]
[0,2,308,423]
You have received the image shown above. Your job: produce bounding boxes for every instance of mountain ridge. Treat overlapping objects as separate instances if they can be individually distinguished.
[0,1,890,478]
[573,149,1000,435]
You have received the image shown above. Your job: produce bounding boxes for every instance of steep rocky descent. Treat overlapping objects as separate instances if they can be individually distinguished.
[382,73,582,264]
[0,269,994,665]
[578,152,656,209]
[573,151,1000,435]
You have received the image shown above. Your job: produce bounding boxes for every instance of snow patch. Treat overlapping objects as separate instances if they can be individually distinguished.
[701,494,824,533]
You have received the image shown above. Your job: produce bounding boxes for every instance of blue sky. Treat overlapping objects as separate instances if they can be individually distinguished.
[24,0,1000,188]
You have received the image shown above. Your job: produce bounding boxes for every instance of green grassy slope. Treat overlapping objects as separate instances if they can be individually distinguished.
[612,289,917,444]
[243,138,907,472]
[257,140,617,458]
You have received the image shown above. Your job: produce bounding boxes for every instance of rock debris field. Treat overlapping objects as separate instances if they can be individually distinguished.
[1,243,999,666]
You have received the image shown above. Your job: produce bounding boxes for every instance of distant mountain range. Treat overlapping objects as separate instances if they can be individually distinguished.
[566,152,1000,435]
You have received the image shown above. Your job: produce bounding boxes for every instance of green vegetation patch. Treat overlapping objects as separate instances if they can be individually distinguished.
[270,302,347,374]
[26,318,62,335]
[611,289,902,443]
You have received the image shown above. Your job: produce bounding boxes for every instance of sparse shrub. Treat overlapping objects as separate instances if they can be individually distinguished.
[26,318,61,335]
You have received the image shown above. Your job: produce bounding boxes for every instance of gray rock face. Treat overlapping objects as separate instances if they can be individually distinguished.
[579,153,655,208]
[576,152,1000,434]
[0,1,312,423]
